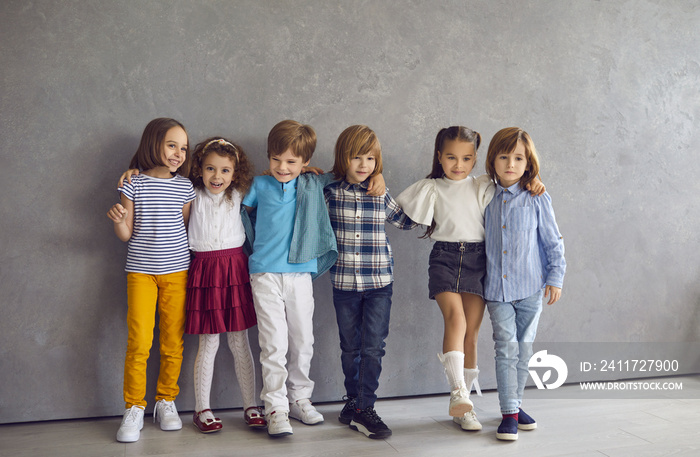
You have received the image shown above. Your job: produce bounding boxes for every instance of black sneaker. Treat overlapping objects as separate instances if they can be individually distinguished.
[350,406,392,439]
[338,396,356,424]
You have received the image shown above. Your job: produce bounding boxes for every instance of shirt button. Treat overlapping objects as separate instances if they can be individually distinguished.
[355,252,359,256]
[503,274,507,279]
[356,234,360,238]
[503,250,507,254]
[502,225,506,229]
[503,200,507,203]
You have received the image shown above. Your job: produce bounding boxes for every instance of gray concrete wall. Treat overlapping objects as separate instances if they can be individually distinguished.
[1,0,698,424]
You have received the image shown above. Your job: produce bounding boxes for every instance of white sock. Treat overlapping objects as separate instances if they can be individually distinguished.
[227,330,257,410]
[464,367,482,396]
[194,333,219,416]
[438,351,466,391]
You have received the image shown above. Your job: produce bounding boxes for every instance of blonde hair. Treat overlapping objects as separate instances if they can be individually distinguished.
[267,119,317,162]
[486,127,540,189]
[331,125,383,181]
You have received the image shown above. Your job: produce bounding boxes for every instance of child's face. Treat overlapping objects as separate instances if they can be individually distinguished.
[269,148,309,183]
[201,153,235,194]
[438,139,476,181]
[346,151,377,184]
[160,126,188,173]
[494,140,528,188]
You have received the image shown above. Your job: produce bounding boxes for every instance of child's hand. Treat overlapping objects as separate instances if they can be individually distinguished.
[526,177,545,196]
[367,173,386,197]
[544,285,561,305]
[302,166,324,175]
[107,203,128,224]
[118,169,140,187]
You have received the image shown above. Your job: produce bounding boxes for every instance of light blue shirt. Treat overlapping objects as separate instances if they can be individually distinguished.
[242,175,317,275]
[484,183,566,302]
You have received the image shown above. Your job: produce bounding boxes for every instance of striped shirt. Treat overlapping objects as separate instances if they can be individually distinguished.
[118,173,196,275]
[325,180,417,292]
[484,183,566,302]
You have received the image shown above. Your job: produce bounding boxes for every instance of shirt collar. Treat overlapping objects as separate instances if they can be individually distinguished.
[339,179,369,191]
[496,181,525,196]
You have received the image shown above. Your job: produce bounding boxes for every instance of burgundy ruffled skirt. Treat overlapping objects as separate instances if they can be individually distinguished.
[185,247,256,334]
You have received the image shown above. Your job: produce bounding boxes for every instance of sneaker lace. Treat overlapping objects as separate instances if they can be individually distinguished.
[123,406,142,425]
[154,400,176,422]
[362,407,382,425]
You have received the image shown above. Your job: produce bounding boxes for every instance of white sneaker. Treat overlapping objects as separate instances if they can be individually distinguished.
[266,411,293,437]
[448,386,473,417]
[289,399,324,425]
[453,410,482,431]
[116,406,144,442]
[154,400,182,431]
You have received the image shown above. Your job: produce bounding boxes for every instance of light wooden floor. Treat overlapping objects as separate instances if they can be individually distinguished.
[2,375,698,457]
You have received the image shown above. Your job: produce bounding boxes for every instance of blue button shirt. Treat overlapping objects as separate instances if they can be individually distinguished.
[484,183,566,302]
[242,175,317,275]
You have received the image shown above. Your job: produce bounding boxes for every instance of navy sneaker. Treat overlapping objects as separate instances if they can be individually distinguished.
[350,406,392,439]
[518,408,537,430]
[496,416,518,441]
[338,397,356,424]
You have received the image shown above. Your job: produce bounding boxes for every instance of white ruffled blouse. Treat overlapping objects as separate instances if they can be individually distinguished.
[188,187,246,252]
[395,174,495,242]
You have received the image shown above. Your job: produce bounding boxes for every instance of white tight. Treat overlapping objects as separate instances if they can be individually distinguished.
[193,330,256,415]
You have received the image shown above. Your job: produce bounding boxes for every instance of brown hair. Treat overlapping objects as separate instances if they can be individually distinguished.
[189,137,254,200]
[128,118,190,176]
[330,125,383,181]
[485,127,540,189]
[421,126,481,238]
[267,120,317,162]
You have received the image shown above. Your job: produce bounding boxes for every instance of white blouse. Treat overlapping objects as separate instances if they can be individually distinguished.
[395,174,495,242]
[188,187,246,252]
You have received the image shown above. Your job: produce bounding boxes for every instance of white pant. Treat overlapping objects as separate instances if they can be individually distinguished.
[250,272,315,413]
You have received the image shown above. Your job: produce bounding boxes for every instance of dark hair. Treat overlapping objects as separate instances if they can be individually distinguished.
[485,127,540,189]
[128,118,190,176]
[331,125,383,180]
[267,119,317,162]
[421,126,481,238]
[189,137,254,200]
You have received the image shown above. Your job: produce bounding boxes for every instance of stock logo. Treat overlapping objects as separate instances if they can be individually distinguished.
[528,350,568,389]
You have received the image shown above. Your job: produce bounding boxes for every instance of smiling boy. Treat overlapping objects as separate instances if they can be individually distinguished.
[242,120,338,437]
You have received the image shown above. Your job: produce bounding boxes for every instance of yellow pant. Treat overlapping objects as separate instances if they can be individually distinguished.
[124,271,187,408]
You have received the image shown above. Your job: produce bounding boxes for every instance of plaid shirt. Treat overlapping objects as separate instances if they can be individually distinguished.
[324,179,417,292]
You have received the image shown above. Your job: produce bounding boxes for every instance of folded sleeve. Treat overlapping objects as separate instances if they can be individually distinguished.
[395,179,437,226]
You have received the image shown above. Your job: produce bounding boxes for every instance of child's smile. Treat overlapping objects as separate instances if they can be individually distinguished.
[269,148,309,184]
[161,126,188,173]
[202,153,235,195]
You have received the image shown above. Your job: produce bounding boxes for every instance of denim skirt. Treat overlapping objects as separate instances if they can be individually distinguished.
[428,241,486,300]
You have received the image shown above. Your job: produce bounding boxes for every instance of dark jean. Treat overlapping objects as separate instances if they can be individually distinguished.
[332,283,393,410]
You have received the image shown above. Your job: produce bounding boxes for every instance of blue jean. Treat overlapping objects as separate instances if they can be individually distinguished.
[487,290,543,414]
[333,283,393,410]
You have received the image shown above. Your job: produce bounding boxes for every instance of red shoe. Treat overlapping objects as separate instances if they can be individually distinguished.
[244,407,267,428]
[193,409,223,433]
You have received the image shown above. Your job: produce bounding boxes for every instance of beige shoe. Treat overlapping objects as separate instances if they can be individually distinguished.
[453,410,482,431]
[448,385,473,416]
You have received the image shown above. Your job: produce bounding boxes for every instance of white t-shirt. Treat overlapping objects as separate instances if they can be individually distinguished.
[395,174,495,242]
